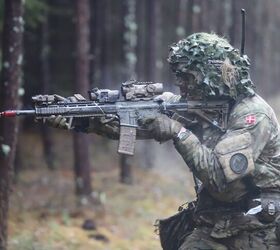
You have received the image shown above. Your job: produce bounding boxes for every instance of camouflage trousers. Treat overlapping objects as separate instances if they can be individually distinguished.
[178,226,279,250]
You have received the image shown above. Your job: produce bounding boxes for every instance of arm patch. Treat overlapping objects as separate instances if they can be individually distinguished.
[214,131,255,183]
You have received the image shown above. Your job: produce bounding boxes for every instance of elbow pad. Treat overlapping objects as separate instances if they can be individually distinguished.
[214,131,255,183]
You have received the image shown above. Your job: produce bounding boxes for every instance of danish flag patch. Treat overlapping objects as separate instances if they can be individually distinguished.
[245,115,256,125]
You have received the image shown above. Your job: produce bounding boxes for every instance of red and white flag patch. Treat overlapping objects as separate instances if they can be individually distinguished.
[245,115,256,125]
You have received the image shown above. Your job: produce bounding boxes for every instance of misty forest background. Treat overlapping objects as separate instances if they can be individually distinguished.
[1,0,280,250]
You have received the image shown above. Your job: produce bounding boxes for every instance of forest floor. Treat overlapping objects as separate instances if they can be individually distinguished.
[8,128,195,250]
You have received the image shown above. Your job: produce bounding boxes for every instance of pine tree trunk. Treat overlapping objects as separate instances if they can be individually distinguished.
[40,4,56,170]
[73,0,92,197]
[91,0,103,85]
[119,0,138,184]
[120,155,133,184]
[191,0,202,33]
[0,0,24,249]
[136,0,147,80]
[139,0,160,169]
[177,0,188,40]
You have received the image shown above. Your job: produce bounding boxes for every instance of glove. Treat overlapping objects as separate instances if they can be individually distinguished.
[45,115,71,129]
[139,114,183,142]
[44,94,86,130]
[154,92,181,103]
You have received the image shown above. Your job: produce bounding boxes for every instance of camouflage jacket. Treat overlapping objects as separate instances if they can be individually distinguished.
[175,94,280,203]
[173,93,280,238]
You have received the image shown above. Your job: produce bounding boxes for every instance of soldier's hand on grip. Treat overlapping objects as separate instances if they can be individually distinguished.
[139,114,183,142]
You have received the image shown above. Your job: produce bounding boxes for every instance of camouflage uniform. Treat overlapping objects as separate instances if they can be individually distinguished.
[77,33,280,248]
[165,33,280,249]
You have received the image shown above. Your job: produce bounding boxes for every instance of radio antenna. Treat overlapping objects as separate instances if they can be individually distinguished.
[240,9,246,56]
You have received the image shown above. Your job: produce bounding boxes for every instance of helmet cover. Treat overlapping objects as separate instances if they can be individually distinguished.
[168,33,255,99]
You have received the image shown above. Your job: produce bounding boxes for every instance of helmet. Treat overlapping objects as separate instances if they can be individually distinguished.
[167,32,255,100]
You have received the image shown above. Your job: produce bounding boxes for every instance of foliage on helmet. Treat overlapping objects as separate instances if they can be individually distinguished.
[167,32,255,99]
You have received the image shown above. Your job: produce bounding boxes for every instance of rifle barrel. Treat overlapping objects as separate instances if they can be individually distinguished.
[0,110,35,118]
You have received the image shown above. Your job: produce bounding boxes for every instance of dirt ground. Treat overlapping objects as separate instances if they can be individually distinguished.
[8,129,195,250]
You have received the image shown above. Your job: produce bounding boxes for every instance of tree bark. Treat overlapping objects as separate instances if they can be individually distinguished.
[191,0,202,33]
[40,4,56,170]
[0,0,24,249]
[136,0,147,80]
[73,0,92,197]
[139,0,160,169]
[119,0,138,184]
[177,0,189,39]
[91,0,105,86]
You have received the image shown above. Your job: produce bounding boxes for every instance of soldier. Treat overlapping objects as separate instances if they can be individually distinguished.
[145,32,280,249]
[47,32,280,249]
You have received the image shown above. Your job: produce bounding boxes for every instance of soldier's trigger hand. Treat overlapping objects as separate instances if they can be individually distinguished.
[139,114,183,142]
[138,116,155,126]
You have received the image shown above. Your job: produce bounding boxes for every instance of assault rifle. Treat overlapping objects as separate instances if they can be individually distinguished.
[0,80,229,155]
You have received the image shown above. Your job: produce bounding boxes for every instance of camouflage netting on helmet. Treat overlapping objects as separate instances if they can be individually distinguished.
[168,32,255,99]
